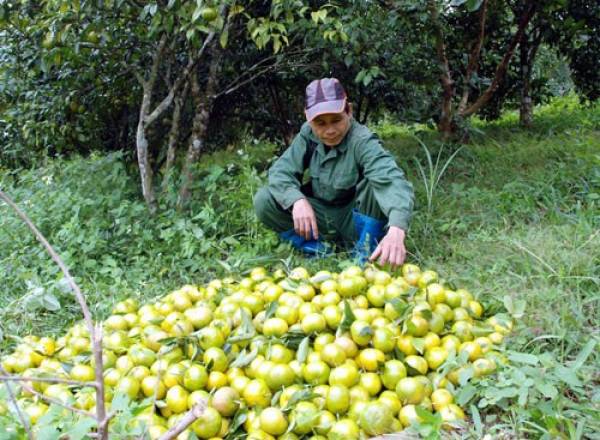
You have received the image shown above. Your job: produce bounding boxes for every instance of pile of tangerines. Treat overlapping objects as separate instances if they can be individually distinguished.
[1,264,513,439]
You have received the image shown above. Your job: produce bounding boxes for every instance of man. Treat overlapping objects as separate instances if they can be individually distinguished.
[254,78,414,267]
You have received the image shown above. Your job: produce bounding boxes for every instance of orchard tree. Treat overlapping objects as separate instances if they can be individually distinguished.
[8,0,347,211]
[420,0,539,138]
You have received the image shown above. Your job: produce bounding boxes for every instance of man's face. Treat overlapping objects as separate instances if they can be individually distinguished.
[309,110,352,147]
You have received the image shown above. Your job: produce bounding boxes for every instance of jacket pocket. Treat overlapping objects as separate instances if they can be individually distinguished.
[333,172,359,190]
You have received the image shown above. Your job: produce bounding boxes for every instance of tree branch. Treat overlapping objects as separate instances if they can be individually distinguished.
[0,375,93,387]
[458,0,488,113]
[157,401,207,440]
[19,379,95,418]
[0,366,33,440]
[428,0,455,134]
[0,189,108,440]
[215,48,315,99]
[461,0,537,117]
[145,32,215,126]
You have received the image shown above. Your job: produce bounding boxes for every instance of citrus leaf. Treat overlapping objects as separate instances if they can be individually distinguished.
[284,389,319,411]
[229,347,258,368]
[337,300,356,336]
[296,336,310,363]
[265,301,278,320]
[411,337,425,354]
[271,390,283,407]
[65,417,96,440]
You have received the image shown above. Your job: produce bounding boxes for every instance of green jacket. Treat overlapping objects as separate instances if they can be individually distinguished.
[267,119,414,230]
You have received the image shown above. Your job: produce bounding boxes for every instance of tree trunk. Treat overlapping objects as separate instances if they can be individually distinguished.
[133,32,212,211]
[461,0,537,118]
[267,79,295,147]
[428,0,455,140]
[519,38,533,127]
[177,44,223,209]
[136,108,156,212]
[162,83,189,191]
[458,0,488,115]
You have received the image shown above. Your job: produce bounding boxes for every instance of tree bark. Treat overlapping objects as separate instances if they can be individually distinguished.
[519,27,542,127]
[134,32,214,211]
[162,82,189,191]
[267,79,295,147]
[428,0,455,140]
[135,35,168,213]
[458,0,488,114]
[519,37,533,127]
[461,0,537,117]
[177,43,224,209]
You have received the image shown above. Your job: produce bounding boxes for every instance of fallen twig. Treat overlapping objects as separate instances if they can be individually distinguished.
[157,401,207,440]
[0,365,33,440]
[0,190,108,439]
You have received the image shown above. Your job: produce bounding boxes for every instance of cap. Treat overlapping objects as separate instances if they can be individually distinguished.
[304,78,347,122]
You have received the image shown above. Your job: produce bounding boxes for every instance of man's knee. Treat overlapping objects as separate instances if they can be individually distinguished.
[253,187,275,223]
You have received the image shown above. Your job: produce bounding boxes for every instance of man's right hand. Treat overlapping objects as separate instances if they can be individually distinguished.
[292,198,319,240]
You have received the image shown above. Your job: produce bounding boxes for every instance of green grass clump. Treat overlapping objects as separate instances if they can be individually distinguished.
[0,96,598,437]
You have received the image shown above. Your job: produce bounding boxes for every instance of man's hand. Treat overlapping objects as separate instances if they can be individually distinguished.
[292,198,319,240]
[369,226,406,268]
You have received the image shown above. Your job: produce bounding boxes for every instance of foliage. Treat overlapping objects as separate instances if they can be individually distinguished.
[2,0,597,173]
[0,144,281,341]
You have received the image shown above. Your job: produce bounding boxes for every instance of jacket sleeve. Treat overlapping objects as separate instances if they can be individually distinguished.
[356,135,415,230]
[267,127,310,210]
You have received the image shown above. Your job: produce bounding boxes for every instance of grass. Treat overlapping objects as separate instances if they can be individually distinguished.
[0,95,598,437]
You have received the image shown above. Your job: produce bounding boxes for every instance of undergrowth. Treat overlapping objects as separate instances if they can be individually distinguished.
[0,96,598,438]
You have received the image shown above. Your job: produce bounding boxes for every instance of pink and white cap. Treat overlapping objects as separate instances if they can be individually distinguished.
[304,78,347,122]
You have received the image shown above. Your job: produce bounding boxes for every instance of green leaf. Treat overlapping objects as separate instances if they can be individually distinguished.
[456,384,477,405]
[296,336,310,363]
[309,272,332,284]
[271,389,283,407]
[337,300,356,336]
[555,365,582,387]
[60,361,74,374]
[284,388,319,412]
[571,340,596,371]
[265,301,279,319]
[508,352,540,366]
[220,29,229,48]
[110,392,131,412]
[64,417,96,440]
[411,337,425,354]
[518,385,529,406]
[414,405,438,424]
[459,366,474,386]
[494,386,519,398]
[470,404,483,436]
[535,381,558,399]
[34,426,61,440]
[229,347,258,368]
[229,408,248,433]
[358,325,373,338]
[419,309,433,320]
[281,331,308,349]
[503,295,525,319]
[466,0,484,11]
[471,323,494,337]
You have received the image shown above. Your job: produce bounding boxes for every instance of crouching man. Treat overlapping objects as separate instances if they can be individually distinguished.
[254,78,414,267]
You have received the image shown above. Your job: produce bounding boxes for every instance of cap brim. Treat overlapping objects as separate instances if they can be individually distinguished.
[305,99,346,121]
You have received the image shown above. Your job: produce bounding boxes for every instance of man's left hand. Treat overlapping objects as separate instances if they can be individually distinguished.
[369,226,406,268]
